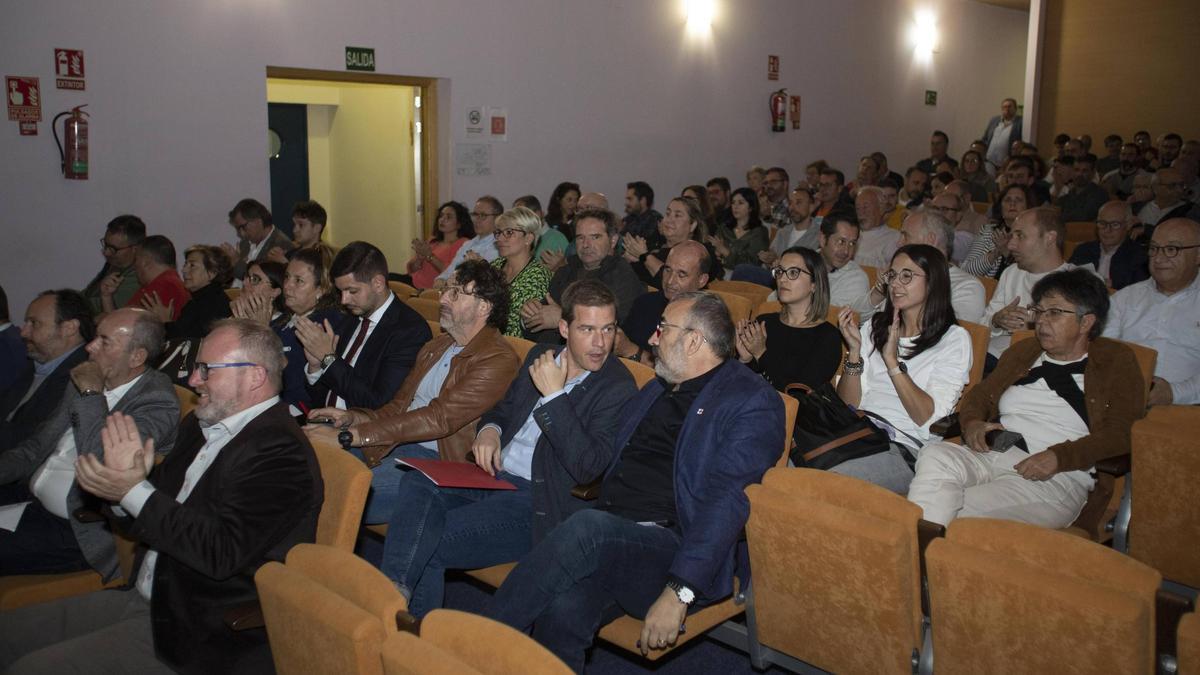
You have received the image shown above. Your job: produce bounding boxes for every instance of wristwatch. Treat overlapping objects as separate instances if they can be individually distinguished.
[321,353,338,369]
[888,362,908,377]
[337,429,355,450]
[666,580,695,605]
[78,388,102,398]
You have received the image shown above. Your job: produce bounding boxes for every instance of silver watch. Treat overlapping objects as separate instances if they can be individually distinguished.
[321,353,337,369]
[666,580,695,605]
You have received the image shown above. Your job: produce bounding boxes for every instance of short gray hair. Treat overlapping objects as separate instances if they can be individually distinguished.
[208,318,287,391]
[128,309,166,363]
[673,291,735,360]
[917,209,956,260]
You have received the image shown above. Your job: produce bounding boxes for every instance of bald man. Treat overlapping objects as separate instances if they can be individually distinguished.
[1068,201,1149,290]
[618,240,711,364]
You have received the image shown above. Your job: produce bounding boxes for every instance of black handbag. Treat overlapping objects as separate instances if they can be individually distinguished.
[156,337,201,387]
[784,382,893,470]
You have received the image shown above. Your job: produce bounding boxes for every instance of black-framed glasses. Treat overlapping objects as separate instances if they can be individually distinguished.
[1147,244,1200,258]
[1096,220,1127,231]
[495,227,527,240]
[1026,305,1080,321]
[194,361,258,381]
[442,285,477,302]
[655,321,707,343]
[99,238,137,256]
[470,211,500,219]
[882,269,926,286]
[771,266,813,281]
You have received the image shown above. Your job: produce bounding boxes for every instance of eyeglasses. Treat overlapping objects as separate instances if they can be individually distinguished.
[99,238,137,255]
[1147,244,1200,258]
[442,285,477,302]
[495,228,528,240]
[193,361,258,381]
[655,321,707,342]
[771,266,813,281]
[927,204,961,214]
[1026,305,1079,321]
[470,211,500,219]
[882,269,926,286]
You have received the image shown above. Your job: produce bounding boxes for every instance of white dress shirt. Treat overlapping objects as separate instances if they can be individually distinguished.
[435,234,498,282]
[828,259,876,318]
[982,262,1072,357]
[305,293,396,408]
[948,265,987,325]
[1103,276,1200,404]
[122,396,280,601]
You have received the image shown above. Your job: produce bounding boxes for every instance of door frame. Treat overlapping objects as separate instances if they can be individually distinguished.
[266,66,439,236]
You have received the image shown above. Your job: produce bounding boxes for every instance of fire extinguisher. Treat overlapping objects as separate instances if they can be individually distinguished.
[52,104,89,180]
[769,89,787,133]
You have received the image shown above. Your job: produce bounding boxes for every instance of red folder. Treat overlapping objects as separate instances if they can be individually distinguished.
[395,458,517,490]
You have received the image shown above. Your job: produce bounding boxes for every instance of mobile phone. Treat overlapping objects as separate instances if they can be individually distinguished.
[307,416,337,426]
[985,429,1025,453]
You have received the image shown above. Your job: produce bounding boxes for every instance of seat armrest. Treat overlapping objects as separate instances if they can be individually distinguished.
[917,519,946,618]
[1095,454,1131,477]
[929,413,960,439]
[571,479,602,501]
[1157,589,1194,661]
[396,610,421,635]
[224,601,265,631]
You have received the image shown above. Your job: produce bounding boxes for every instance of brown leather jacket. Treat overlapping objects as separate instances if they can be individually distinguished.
[352,326,520,465]
[958,336,1146,472]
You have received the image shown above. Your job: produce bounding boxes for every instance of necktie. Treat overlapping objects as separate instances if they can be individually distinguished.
[325,317,371,407]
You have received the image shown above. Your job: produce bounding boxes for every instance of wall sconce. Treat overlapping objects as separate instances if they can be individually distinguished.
[685,0,715,35]
[909,9,939,60]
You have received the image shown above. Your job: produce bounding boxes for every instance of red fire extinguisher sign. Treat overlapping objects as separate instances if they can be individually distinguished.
[6,76,42,122]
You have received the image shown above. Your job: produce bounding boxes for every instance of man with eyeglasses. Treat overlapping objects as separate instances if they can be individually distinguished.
[222,198,294,284]
[1103,218,1200,406]
[815,212,876,317]
[1068,201,1149,290]
[930,188,977,266]
[306,259,520,524]
[812,168,849,229]
[983,207,1073,366]
[909,268,1143,528]
[894,210,986,323]
[82,215,146,316]
[760,167,791,228]
[485,291,783,671]
[1056,154,1109,224]
[1135,167,1193,236]
[618,241,711,365]
[377,280,636,618]
[433,195,502,288]
[1,318,322,672]
[0,307,177,578]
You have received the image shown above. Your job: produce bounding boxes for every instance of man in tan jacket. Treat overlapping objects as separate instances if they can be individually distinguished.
[306,259,520,523]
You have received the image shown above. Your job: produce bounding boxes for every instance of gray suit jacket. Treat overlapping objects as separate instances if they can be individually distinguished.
[233,226,294,280]
[0,368,180,581]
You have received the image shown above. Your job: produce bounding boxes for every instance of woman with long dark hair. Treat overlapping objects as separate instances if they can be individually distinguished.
[709,186,770,272]
[545,181,581,240]
[961,183,1040,278]
[406,201,474,289]
[832,244,972,493]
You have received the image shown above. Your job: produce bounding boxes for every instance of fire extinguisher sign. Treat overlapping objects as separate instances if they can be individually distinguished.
[7,76,42,122]
[54,49,86,90]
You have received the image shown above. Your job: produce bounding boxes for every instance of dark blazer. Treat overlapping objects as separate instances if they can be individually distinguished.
[1068,239,1149,290]
[603,359,783,603]
[0,368,179,580]
[274,307,346,411]
[165,282,232,340]
[308,295,432,409]
[127,401,323,673]
[0,324,27,396]
[0,344,88,450]
[479,345,637,542]
[232,227,294,281]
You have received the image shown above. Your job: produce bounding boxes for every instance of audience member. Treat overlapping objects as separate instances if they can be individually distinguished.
[760,167,791,228]
[627,196,719,287]
[745,187,822,286]
[485,291,784,671]
[832,245,971,493]
[492,206,552,338]
[917,130,958,176]
[959,150,995,201]
[274,248,345,412]
[0,286,27,396]
[434,195,503,286]
[681,185,717,233]
[301,241,431,410]
[517,194,570,270]
[1103,218,1200,405]
[305,259,520,523]
[852,186,901,269]
[230,260,286,327]
[619,241,711,363]
[711,188,770,272]
[0,290,93,449]
[0,318,323,672]
[380,280,637,617]
[1005,156,1052,204]
[873,152,905,188]
[1096,134,1123,176]
[1135,167,1193,236]
[546,181,581,241]
[705,177,733,227]
[910,269,1142,528]
[850,155,881,197]
[223,198,294,282]
[406,201,472,290]
[881,176,907,230]
[83,215,145,316]
[150,244,233,340]
[622,181,664,249]
[737,246,842,389]
[1056,153,1109,223]
[269,200,338,265]
[0,308,177,577]
[813,167,849,227]
[521,208,645,338]
[944,180,989,237]
[961,184,1038,278]
[899,166,930,208]
[894,210,986,324]
[817,213,875,317]
[982,207,1071,364]
[111,235,191,322]
[1068,201,1148,290]
[1048,155,1075,200]
[926,192,975,266]
[983,98,1022,172]
[1101,143,1150,200]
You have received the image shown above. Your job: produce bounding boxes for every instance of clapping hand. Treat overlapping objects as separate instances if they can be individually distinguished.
[520,294,562,332]
[75,412,156,502]
[539,248,566,272]
[140,291,175,322]
[882,306,902,369]
[735,319,767,363]
[295,315,338,369]
[232,293,273,326]
[836,306,862,358]
[622,234,648,261]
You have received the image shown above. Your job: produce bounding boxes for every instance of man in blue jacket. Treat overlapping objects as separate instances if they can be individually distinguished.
[379,279,637,617]
[485,291,784,672]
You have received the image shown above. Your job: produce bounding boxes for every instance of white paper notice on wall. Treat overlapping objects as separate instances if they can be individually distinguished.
[455,143,492,177]
[488,107,507,142]
[466,106,484,136]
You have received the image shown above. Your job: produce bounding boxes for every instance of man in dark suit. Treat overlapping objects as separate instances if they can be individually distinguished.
[220,198,295,282]
[379,279,637,618]
[298,240,431,409]
[1069,201,1149,290]
[0,308,178,577]
[0,290,93,449]
[485,291,784,672]
[0,318,323,673]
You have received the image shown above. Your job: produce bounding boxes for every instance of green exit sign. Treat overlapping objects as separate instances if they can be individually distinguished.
[924,90,938,106]
[346,46,375,72]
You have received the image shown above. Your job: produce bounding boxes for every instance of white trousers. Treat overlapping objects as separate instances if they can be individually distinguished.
[907,441,1092,528]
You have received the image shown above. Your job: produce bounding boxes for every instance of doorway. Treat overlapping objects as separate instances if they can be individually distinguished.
[267,102,309,238]
[265,67,439,270]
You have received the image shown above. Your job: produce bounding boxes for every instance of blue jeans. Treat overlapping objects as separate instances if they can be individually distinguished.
[381,470,532,617]
[730,264,775,288]
[349,443,439,524]
[484,509,682,673]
